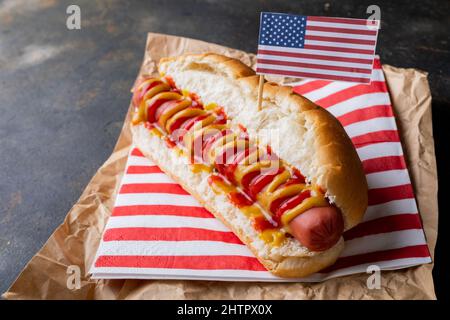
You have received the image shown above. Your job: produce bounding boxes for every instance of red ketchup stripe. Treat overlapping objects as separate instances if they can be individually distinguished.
[337,105,393,127]
[320,244,430,273]
[103,227,243,244]
[362,156,407,174]
[126,165,164,174]
[351,130,400,147]
[316,82,388,108]
[293,80,331,95]
[131,148,145,157]
[95,255,267,271]
[119,183,189,195]
[343,214,424,241]
[112,205,214,218]
[368,184,415,206]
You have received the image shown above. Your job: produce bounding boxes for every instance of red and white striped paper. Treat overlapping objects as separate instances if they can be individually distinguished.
[257,13,379,83]
[90,58,431,281]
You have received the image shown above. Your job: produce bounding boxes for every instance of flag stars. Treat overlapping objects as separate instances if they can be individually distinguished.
[259,13,306,48]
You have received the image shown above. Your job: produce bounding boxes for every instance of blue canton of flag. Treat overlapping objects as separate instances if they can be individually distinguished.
[259,13,307,48]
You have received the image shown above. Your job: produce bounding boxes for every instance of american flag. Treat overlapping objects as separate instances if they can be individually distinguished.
[257,12,379,83]
[90,58,431,281]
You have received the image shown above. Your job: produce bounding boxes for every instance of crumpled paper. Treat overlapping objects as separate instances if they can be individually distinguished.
[2,33,438,300]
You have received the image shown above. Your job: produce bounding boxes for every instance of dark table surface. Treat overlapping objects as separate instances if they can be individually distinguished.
[1,0,449,299]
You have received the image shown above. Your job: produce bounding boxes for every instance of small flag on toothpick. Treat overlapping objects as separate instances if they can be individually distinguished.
[256,12,380,84]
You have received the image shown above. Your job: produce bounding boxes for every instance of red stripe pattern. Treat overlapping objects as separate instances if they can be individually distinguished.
[91,57,431,282]
[103,227,242,244]
[95,255,267,271]
[256,13,379,83]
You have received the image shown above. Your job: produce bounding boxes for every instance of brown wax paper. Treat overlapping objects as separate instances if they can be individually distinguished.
[3,33,438,300]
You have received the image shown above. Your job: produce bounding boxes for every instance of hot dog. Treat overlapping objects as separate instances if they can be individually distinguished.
[130,53,368,277]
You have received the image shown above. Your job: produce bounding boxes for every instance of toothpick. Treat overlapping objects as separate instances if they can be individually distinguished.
[257,74,264,111]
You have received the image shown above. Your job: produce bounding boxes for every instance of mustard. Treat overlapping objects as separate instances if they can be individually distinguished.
[144,91,182,120]
[266,184,307,210]
[281,196,328,225]
[206,132,237,164]
[191,114,217,132]
[204,102,218,111]
[209,177,235,194]
[265,170,290,193]
[240,205,263,218]
[158,99,191,129]
[142,83,171,104]
[259,229,285,247]
[191,163,213,173]
[146,126,161,137]
[234,159,276,184]
[132,76,332,249]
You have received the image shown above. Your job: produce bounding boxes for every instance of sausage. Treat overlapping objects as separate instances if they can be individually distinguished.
[288,206,344,252]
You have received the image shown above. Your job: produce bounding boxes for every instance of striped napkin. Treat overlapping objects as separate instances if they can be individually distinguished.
[90,58,431,282]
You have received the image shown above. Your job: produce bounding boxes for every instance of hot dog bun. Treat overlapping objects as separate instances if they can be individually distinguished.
[131,53,368,277]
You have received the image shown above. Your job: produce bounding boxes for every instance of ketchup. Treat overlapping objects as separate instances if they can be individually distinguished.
[292,167,306,183]
[247,168,284,198]
[228,191,253,208]
[202,129,231,154]
[189,92,201,103]
[165,76,177,88]
[147,99,170,122]
[155,100,179,121]
[240,170,261,194]
[132,79,162,107]
[231,146,257,165]
[144,122,155,130]
[215,107,227,123]
[164,137,177,149]
[168,116,190,134]
[180,114,209,131]
[215,163,238,183]
[207,174,224,185]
